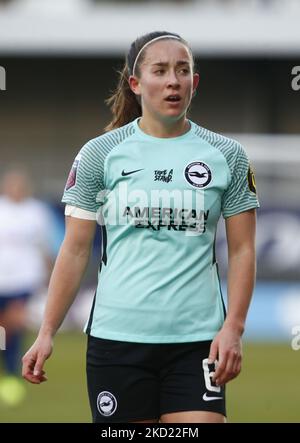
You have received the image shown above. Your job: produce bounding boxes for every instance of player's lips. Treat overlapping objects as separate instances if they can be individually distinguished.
[164,94,182,106]
[164,94,181,102]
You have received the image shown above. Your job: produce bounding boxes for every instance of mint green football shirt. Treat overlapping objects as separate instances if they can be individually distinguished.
[62,117,259,343]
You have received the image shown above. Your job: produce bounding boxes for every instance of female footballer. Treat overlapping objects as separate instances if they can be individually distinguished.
[22,31,259,423]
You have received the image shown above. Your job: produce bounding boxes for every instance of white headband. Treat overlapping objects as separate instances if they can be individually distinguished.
[131,35,181,76]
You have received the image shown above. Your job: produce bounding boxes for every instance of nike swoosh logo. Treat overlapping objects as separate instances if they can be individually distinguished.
[121,169,144,176]
[202,392,223,401]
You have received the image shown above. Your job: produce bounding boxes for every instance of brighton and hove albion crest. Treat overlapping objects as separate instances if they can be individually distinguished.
[184,161,212,188]
[97,391,118,417]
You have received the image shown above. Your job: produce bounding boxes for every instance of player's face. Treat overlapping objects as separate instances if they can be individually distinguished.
[130,40,199,122]
[1,171,31,202]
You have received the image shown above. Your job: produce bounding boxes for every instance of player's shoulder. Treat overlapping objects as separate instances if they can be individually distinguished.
[81,121,136,155]
[191,120,244,156]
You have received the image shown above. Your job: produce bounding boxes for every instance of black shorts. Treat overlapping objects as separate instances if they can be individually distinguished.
[86,334,226,423]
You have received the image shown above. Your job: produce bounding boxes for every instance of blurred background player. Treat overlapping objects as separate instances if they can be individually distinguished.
[0,168,53,407]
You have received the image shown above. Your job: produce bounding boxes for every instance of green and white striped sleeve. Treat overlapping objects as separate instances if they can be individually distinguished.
[61,140,103,216]
[221,143,260,218]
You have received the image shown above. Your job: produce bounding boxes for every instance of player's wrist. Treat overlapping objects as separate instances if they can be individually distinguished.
[222,318,245,336]
[38,324,57,339]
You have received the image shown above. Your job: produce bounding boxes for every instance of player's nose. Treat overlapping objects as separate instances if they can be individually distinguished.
[166,70,180,87]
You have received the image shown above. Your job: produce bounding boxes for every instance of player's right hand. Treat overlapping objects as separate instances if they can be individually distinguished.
[22,336,53,384]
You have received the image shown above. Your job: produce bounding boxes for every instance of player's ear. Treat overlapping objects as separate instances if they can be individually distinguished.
[128,75,141,96]
[192,72,200,96]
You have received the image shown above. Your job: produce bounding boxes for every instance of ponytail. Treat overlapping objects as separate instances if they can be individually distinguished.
[104,63,141,132]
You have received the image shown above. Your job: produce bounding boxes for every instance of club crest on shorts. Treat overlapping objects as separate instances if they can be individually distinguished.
[184,161,212,188]
[97,391,117,417]
[65,153,81,190]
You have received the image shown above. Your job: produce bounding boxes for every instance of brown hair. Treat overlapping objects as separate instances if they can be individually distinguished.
[104,31,194,132]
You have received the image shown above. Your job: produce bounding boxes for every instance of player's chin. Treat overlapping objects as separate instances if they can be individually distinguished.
[163,101,183,111]
[162,106,186,119]
[164,101,189,115]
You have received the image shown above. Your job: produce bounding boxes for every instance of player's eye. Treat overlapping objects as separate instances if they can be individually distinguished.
[179,68,190,74]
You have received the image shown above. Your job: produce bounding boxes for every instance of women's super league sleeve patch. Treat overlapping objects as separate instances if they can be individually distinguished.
[247,165,257,194]
[65,153,81,190]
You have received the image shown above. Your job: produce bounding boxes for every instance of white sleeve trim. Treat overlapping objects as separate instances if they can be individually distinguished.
[64,204,96,220]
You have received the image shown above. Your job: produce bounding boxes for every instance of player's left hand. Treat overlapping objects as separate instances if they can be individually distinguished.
[208,323,243,386]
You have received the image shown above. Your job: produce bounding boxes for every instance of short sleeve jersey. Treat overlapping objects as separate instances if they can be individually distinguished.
[62,117,259,343]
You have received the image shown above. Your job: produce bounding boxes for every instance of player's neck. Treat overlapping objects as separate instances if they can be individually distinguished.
[138,114,189,139]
